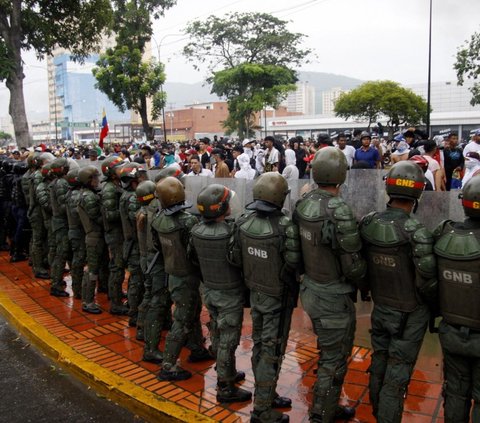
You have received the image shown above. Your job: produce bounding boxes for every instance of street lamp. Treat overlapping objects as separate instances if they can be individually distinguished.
[426,0,433,138]
[151,33,184,143]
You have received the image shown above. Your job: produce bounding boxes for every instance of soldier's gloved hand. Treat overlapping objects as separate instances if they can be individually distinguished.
[360,290,371,302]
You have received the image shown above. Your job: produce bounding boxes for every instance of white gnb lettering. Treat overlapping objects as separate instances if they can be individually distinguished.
[372,254,396,267]
[443,270,473,284]
[247,247,268,259]
[300,227,312,241]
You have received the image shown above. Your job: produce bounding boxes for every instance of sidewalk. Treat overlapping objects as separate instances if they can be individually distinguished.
[0,251,444,422]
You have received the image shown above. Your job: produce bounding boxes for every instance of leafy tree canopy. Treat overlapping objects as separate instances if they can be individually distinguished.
[454,30,480,106]
[334,80,429,134]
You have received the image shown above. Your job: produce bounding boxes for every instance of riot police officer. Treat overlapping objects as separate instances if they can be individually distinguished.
[100,156,129,315]
[77,166,109,313]
[434,175,480,422]
[190,184,251,403]
[65,168,85,299]
[359,161,437,423]
[135,180,169,364]
[10,162,30,262]
[294,147,365,422]
[153,177,213,381]
[118,162,146,334]
[50,158,77,295]
[229,173,301,423]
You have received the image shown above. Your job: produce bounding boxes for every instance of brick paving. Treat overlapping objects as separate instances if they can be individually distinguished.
[0,251,445,422]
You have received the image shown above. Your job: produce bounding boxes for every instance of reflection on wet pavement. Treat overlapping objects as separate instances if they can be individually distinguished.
[0,252,444,422]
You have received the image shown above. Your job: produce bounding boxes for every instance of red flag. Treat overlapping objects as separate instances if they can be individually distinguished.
[99,108,109,148]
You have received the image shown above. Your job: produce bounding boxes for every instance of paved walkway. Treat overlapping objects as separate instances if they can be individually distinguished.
[0,251,444,422]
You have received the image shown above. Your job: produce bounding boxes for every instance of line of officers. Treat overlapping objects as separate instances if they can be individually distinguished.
[12,148,480,423]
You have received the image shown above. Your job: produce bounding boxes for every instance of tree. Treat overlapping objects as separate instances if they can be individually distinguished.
[183,12,311,138]
[0,130,12,146]
[334,81,429,137]
[454,30,480,106]
[0,0,113,147]
[93,0,175,140]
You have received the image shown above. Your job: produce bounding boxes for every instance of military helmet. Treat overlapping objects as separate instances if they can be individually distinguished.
[118,162,145,182]
[39,152,55,165]
[252,172,289,209]
[154,166,185,183]
[360,131,371,140]
[66,168,81,188]
[101,155,124,177]
[50,157,69,177]
[27,152,40,169]
[13,162,28,175]
[78,165,100,187]
[197,184,232,219]
[136,180,156,205]
[2,159,14,173]
[461,175,480,218]
[312,146,348,185]
[41,163,52,178]
[156,176,185,208]
[385,161,425,200]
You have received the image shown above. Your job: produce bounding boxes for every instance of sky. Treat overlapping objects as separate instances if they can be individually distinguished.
[1,0,480,120]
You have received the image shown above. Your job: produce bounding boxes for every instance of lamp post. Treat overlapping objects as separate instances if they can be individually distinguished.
[151,33,184,142]
[426,0,433,138]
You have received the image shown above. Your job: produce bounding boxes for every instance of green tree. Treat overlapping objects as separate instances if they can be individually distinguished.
[93,0,175,140]
[454,30,480,106]
[0,0,113,147]
[334,81,429,137]
[183,12,311,138]
[0,131,12,144]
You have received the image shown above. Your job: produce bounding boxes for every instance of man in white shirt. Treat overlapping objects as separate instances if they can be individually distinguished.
[186,155,213,177]
[335,133,355,168]
[463,129,480,157]
[263,136,280,172]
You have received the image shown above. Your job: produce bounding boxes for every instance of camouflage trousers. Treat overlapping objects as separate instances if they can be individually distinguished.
[369,303,429,423]
[82,234,109,305]
[439,319,480,423]
[300,286,356,422]
[202,285,244,383]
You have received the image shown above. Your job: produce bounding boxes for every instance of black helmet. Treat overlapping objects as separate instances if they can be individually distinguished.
[156,176,185,209]
[360,131,371,140]
[249,173,289,211]
[136,180,156,205]
[312,147,348,185]
[385,161,425,200]
[2,159,14,173]
[316,132,332,146]
[13,162,28,175]
[197,184,232,219]
[461,175,480,218]
[78,165,100,187]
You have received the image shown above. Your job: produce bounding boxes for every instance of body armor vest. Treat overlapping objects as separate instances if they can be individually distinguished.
[77,189,102,236]
[295,192,343,284]
[66,189,83,232]
[12,175,27,208]
[145,201,158,253]
[191,221,243,290]
[361,212,419,312]
[435,221,480,330]
[155,212,193,277]
[21,171,31,208]
[119,191,136,241]
[137,207,148,256]
[239,213,285,296]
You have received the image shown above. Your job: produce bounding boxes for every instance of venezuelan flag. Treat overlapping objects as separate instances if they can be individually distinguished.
[99,108,109,148]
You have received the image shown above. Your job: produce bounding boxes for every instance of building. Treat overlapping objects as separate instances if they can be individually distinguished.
[47,43,129,143]
[284,82,315,115]
[322,86,349,115]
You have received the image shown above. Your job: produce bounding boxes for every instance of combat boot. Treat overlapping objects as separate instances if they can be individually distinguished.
[334,405,355,420]
[250,409,289,423]
[188,347,215,363]
[109,305,129,316]
[157,365,192,381]
[82,303,102,314]
[50,286,69,297]
[272,393,292,409]
[143,349,163,364]
[217,382,252,403]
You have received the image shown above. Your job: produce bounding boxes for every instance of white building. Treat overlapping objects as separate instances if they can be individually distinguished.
[285,82,315,115]
[322,86,349,115]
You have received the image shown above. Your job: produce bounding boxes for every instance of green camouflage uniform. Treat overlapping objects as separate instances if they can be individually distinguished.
[294,189,366,422]
[35,175,56,268]
[230,209,301,422]
[360,207,437,423]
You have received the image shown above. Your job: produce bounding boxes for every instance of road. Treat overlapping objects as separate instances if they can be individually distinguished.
[0,314,145,423]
